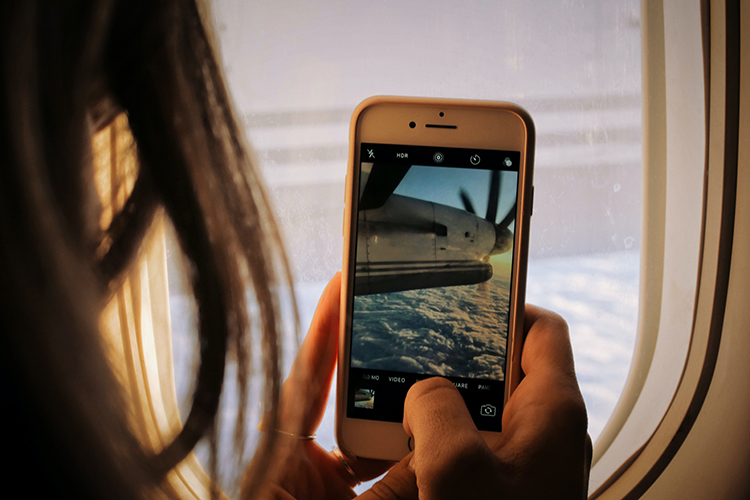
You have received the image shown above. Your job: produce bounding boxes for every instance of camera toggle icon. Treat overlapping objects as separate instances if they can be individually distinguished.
[480,403,497,417]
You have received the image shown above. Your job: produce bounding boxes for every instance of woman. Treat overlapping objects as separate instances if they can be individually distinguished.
[0,0,590,498]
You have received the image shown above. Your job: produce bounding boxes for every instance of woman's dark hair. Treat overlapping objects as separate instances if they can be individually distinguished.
[0,0,288,497]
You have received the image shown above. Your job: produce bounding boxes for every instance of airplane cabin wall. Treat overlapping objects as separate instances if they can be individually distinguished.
[640,0,750,496]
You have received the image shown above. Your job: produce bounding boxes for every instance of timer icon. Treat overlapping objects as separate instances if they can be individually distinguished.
[470,154,481,165]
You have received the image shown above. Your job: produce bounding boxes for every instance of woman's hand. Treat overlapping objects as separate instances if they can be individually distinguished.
[359,305,592,500]
[245,273,392,500]
[247,274,590,499]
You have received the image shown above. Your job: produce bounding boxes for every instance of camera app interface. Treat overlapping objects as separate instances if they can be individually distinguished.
[347,143,520,432]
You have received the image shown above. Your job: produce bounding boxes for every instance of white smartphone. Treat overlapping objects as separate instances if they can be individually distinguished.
[336,96,534,461]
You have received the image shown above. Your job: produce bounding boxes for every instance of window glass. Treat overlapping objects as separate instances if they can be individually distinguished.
[169,0,642,492]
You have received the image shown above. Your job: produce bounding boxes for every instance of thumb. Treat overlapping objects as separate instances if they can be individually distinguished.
[402,378,499,500]
[276,273,341,435]
[355,457,418,500]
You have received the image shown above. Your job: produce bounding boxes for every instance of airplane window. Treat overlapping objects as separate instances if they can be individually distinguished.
[167,0,643,493]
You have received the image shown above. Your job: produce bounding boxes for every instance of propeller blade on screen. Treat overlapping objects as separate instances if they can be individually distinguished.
[497,201,517,230]
[485,170,501,222]
[459,188,477,215]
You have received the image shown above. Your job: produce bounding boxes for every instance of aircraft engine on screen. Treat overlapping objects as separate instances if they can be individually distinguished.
[355,164,516,296]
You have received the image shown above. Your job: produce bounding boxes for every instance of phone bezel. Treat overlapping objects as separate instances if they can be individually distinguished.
[337,96,535,461]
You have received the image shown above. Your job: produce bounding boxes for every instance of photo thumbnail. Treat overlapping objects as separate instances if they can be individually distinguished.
[353,388,375,409]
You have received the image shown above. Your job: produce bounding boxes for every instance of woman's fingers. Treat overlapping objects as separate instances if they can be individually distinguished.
[502,304,587,442]
[355,457,418,500]
[277,273,341,436]
[349,457,398,483]
[402,378,500,500]
[520,304,578,381]
[402,378,479,456]
[495,304,589,499]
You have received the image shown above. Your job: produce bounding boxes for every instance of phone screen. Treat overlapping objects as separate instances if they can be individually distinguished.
[346,143,520,432]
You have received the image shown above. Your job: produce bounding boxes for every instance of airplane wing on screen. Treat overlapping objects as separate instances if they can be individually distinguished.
[354,260,493,296]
